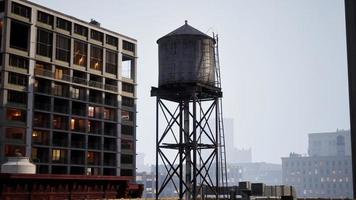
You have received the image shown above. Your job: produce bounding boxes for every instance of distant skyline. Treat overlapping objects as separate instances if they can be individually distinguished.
[31,0,350,164]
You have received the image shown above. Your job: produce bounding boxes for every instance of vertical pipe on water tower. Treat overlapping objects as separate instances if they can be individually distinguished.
[184,100,191,200]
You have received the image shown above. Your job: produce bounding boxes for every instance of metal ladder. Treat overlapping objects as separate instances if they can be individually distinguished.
[214,34,228,198]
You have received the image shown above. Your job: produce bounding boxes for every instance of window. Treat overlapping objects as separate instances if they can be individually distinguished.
[106,35,118,47]
[121,140,133,150]
[32,130,49,145]
[90,30,103,42]
[106,50,117,74]
[121,169,133,176]
[74,23,88,36]
[33,112,50,128]
[10,21,29,51]
[11,2,31,19]
[7,90,27,105]
[103,108,115,121]
[70,118,86,132]
[122,82,134,93]
[88,106,95,117]
[122,110,133,121]
[8,72,27,86]
[122,56,134,79]
[6,127,25,141]
[54,67,70,81]
[37,11,53,26]
[9,54,29,69]
[56,17,71,31]
[37,29,53,58]
[123,40,135,52]
[72,86,86,100]
[121,125,134,136]
[5,144,25,157]
[90,46,103,71]
[73,40,87,66]
[53,115,68,130]
[7,108,26,122]
[121,154,133,164]
[56,35,70,62]
[53,83,69,97]
[52,149,66,162]
[72,88,80,99]
[122,97,134,107]
[0,2,4,13]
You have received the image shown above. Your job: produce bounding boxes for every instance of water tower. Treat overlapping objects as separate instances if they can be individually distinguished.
[151,21,226,200]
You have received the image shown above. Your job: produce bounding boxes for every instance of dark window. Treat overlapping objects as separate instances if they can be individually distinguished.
[7,90,27,105]
[106,50,117,74]
[90,30,103,42]
[122,82,134,93]
[8,72,27,86]
[121,154,133,164]
[56,17,71,31]
[123,40,135,52]
[11,2,31,19]
[10,21,29,51]
[0,2,4,13]
[106,35,118,47]
[6,127,26,141]
[37,11,53,26]
[56,34,70,62]
[37,29,53,58]
[121,139,133,150]
[90,45,103,71]
[121,125,134,136]
[120,169,133,176]
[122,96,134,107]
[9,54,29,69]
[73,40,87,66]
[74,23,88,37]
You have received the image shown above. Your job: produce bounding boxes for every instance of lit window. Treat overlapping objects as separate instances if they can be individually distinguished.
[73,40,87,66]
[88,106,94,117]
[90,45,102,71]
[70,119,75,130]
[72,88,79,99]
[52,149,61,161]
[7,108,26,122]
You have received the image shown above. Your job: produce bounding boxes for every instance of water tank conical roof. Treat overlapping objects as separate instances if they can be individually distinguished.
[157,21,216,87]
[157,20,213,43]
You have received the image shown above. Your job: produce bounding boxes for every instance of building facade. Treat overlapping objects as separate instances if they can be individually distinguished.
[282,130,353,198]
[0,0,137,177]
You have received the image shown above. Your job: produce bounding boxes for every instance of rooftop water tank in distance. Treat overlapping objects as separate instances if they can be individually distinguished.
[157,21,216,88]
[1,157,36,174]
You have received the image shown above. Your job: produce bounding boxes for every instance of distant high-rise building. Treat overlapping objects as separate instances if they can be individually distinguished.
[213,118,252,163]
[308,129,351,157]
[282,130,353,198]
[0,0,137,177]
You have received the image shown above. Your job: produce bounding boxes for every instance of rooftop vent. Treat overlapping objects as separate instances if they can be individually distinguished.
[90,19,101,27]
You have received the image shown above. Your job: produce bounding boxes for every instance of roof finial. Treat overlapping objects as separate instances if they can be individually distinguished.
[185,20,188,25]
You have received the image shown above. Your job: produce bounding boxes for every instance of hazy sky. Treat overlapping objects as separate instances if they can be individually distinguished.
[32,0,350,164]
